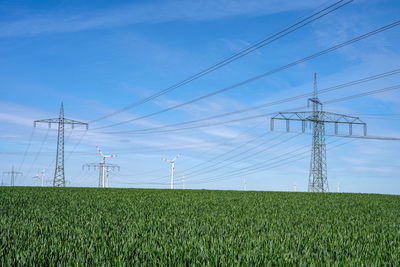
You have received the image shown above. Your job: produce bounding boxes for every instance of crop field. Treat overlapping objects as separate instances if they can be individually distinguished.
[0,187,399,265]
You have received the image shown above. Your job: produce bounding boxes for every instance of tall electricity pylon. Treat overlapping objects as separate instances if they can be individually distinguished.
[3,166,23,186]
[34,102,88,187]
[162,154,181,189]
[271,73,367,192]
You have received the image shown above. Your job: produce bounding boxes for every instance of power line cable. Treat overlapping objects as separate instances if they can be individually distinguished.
[99,68,400,134]
[186,133,311,183]
[189,138,356,185]
[183,132,298,179]
[65,130,88,163]
[89,0,352,124]
[140,120,269,183]
[149,133,300,185]
[179,131,274,175]
[102,83,400,135]
[17,128,35,172]
[26,128,50,178]
[191,129,400,186]
[188,137,344,185]
[91,19,400,130]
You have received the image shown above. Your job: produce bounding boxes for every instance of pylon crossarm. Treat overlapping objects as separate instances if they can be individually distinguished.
[272,111,365,124]
[34,118,88,129]
[321,111,365,124]
[271,112,310,121]
[271,111,367,135]
[34,118,60,128]
[34,118,60,123]
[62,119,89,129]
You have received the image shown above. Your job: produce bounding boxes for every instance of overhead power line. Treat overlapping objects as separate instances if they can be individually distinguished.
[188,138,355,185]
[179,131,273,175]
[324,134,400,141]
[137,121,270,183]
[187,136,342,185]
[181,133,301,179]
[100,83,400,135]
[89,0,353,125]
[18,128,35,173]
[26,128,50,178]
[98,68,400,134]
[92,19,400,130]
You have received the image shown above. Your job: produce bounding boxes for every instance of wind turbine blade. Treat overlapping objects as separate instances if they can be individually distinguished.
[96,146,104,157]
[172,153,182,162]
[162,158,170,162]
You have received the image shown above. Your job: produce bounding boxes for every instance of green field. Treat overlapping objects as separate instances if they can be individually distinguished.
[0,187,399,265]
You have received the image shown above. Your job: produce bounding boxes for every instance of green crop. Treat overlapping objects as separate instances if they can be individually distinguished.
[0,187,399,265]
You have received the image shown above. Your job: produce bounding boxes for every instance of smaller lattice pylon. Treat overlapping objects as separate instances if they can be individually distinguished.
[83,163,120,188]
[2,166,23,186]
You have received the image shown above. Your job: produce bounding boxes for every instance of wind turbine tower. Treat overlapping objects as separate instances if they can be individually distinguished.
[41,168,47,187]
[162,154,181,189]
[96,146,118,188]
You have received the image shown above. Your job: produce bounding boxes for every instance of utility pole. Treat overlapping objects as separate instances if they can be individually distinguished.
[3,166,23,186]
[83,163,120,188]
[271,73,367,192]
[34,102,88,187]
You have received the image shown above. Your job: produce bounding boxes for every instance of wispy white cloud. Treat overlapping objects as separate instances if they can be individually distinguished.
[0,0,319,38]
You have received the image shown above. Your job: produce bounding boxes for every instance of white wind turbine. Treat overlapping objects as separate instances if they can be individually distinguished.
[41,167,48,187]
[162,153,181,189]
[96,146,118,188]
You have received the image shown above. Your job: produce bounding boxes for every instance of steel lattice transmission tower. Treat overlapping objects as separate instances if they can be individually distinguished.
[271,73,367,192]
[34,102,88,187]
[83,163,120,188]
[83,146,119,188]
[2,166,23,186]
[308,74,328,192]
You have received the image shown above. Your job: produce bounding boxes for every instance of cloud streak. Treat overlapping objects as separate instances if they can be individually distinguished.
[0,0,319,38]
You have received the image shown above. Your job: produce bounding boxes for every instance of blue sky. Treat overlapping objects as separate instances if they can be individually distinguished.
[0,0,399,194]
